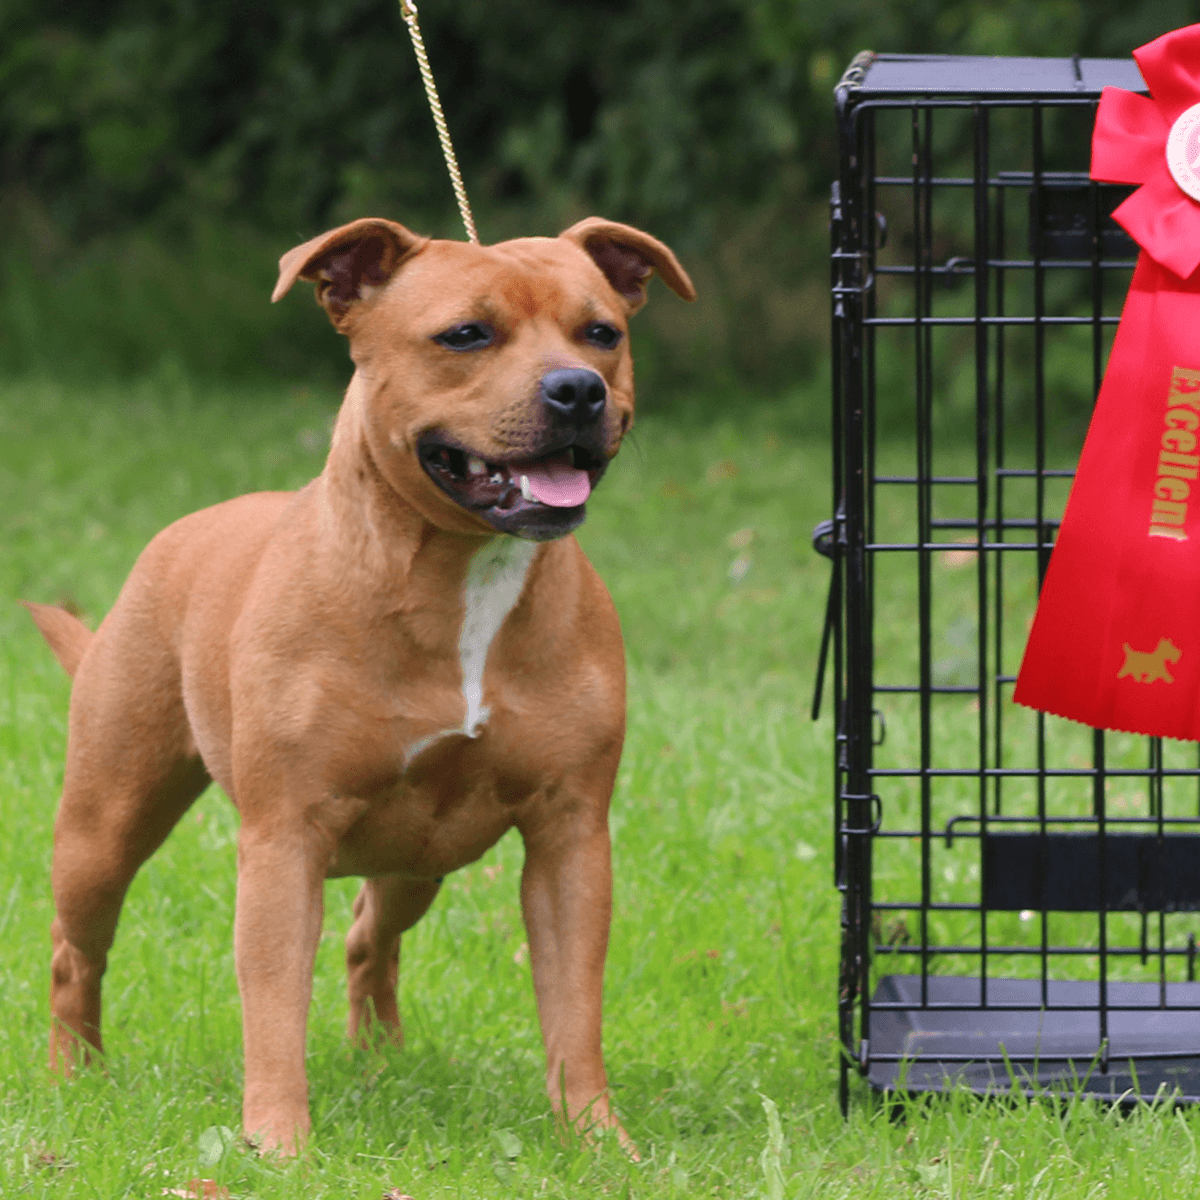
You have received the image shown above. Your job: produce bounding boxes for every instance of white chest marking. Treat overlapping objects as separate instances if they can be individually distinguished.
[401,537,535,768]
[403,537,535,763]
[457,537,536,737]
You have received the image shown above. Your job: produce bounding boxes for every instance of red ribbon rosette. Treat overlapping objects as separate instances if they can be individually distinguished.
[1015,25,1200,739]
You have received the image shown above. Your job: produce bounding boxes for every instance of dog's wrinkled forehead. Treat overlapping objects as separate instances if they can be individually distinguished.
[389,238,621,329]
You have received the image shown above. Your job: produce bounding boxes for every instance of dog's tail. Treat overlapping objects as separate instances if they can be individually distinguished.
[21,601,93,679]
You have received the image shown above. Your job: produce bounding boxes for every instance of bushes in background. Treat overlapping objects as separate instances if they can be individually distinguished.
[1,0,1194,399]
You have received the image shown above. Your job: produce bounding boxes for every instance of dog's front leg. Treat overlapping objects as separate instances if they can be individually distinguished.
[519,810,634,1154]
[234,824,326,1156]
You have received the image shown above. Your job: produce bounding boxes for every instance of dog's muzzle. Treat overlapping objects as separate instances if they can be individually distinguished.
[418,368,614,541]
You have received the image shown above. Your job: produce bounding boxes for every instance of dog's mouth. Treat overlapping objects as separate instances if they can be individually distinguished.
[418,436,609,540]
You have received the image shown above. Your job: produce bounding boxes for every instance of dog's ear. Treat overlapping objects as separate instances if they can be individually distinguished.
[559,218,696,313]
[272,218,428,324]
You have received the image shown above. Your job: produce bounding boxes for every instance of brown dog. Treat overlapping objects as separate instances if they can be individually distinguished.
[24,216,694,1154]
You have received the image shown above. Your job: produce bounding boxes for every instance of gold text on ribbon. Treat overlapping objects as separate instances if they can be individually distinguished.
[1149,366,1200,542]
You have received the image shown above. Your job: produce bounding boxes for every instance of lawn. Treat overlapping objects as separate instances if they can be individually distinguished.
[1,375,1198,1198]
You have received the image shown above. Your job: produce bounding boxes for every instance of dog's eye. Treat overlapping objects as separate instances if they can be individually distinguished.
[583,322,623,350]
[434,322,495,351]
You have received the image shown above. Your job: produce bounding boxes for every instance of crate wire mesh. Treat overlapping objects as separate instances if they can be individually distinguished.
[821,52,1200,1111]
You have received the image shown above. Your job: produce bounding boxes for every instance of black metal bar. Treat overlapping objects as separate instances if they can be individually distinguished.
[1155,739,1167,1005]
[870,991,1200,1005]
[873,946,1200,962]
[863,315,1123,326]
[866,542,1057,552]
[875,261,1137,272]
[993,165,1008,823]
[860,97,1123,113]
[833,57,875,1112]
[1029,100,1051,1016]
[913,101,935,1011]
[947,812,1200,827]
[973,102,992,1006]
[872,766,1200,779]
[829,172,846,894]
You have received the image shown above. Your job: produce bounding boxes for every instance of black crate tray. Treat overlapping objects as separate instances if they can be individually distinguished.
[868,974,1200,1102]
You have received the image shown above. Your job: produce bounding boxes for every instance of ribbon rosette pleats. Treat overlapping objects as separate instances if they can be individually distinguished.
[1014,25,1200,739]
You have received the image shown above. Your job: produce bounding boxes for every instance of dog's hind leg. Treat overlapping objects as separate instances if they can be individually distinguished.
[51,758,210,1069]
[344,875,441,1046]
[49,634,210,1071]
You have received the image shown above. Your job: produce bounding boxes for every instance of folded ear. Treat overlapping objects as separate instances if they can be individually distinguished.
[271,218,428,325]
[559,218,696,313]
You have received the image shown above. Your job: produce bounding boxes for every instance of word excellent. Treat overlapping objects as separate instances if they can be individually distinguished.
[1150,366,1200,542]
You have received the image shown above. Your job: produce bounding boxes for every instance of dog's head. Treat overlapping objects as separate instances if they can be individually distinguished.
[273,217,695,541]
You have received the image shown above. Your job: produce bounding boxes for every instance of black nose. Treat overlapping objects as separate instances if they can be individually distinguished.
[540,368,606,425]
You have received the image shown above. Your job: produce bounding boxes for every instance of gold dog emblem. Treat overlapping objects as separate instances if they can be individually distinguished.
[1117,638,1182,683]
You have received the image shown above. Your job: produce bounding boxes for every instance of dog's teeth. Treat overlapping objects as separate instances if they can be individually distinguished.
[466,455,487,476]
[520,474,533,502]
[490,471,504,484]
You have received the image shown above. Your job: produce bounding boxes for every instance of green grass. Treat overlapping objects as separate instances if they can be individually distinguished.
[2,375,1199,1198]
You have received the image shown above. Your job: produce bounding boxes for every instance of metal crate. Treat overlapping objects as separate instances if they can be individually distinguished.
[819,51,1200,1111]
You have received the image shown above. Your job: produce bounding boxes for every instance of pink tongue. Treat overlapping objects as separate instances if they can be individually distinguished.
[522,453,592,507]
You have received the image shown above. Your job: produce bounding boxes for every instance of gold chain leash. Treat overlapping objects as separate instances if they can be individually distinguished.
[398,0,480,244]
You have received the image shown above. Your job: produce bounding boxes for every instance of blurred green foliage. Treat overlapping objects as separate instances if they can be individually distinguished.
[1,0,1197,394]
